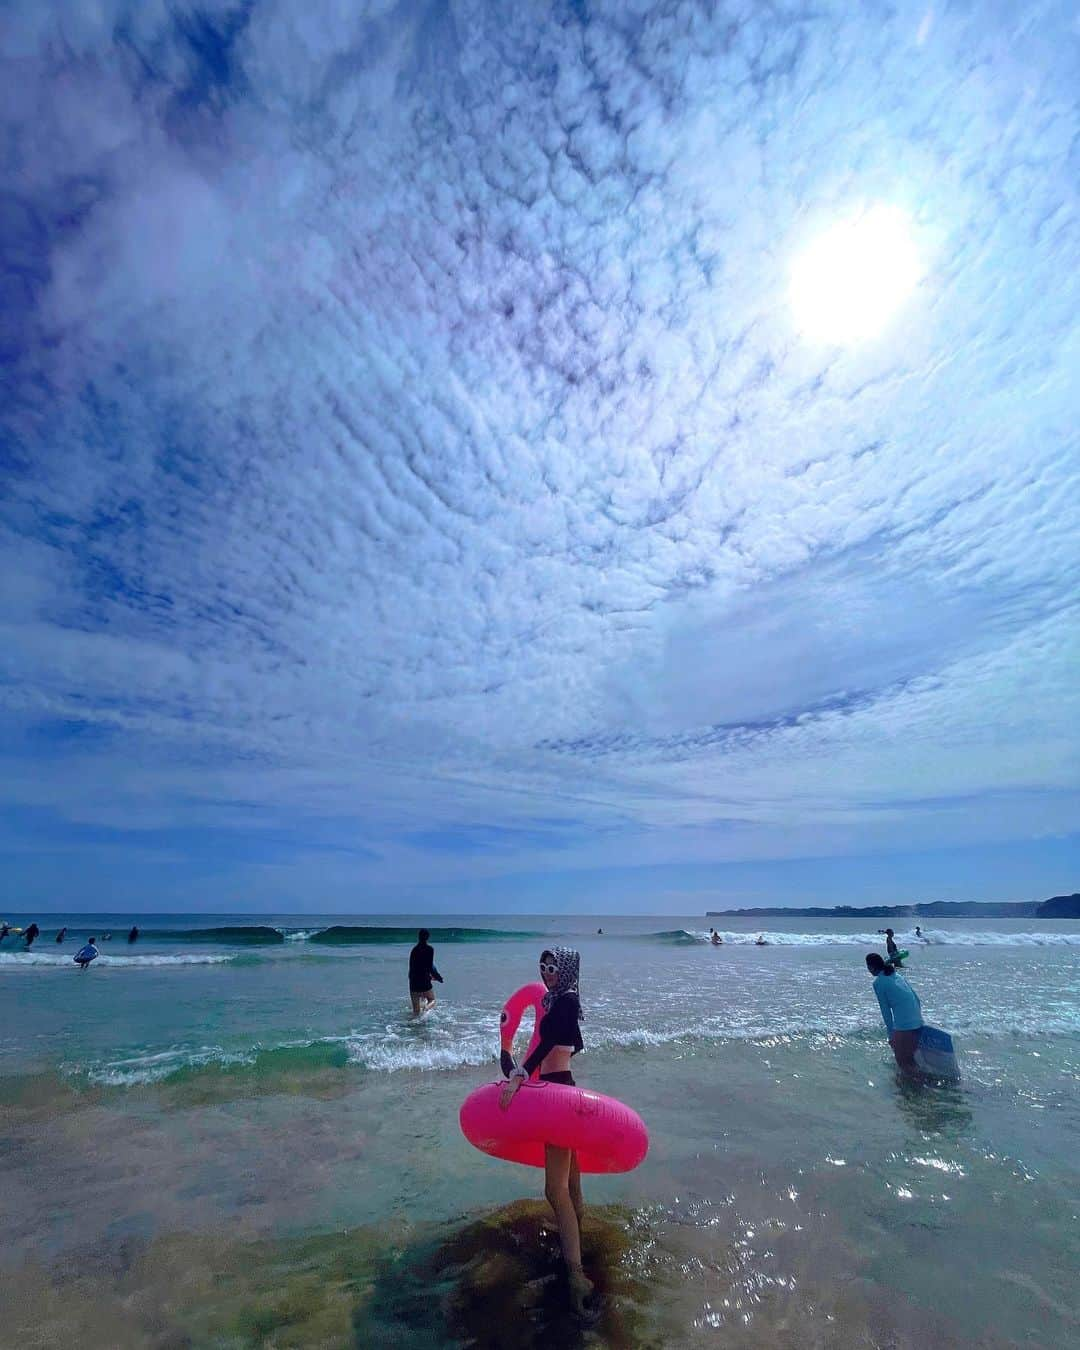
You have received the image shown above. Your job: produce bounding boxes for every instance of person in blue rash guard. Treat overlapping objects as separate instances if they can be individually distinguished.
[865,952,923,1069]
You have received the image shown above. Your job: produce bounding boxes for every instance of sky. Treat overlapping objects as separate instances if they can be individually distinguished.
[1,0,1078,915]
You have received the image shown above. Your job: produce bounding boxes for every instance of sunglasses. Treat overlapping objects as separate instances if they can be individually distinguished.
[539,961,558,975]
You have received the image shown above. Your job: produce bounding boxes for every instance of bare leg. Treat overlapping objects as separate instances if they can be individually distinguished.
[568,1150,584,1224]
[410,992,422,1015]
[545,1144,593,1315]
[424,988,436,1010]
[890,1030,919,1071]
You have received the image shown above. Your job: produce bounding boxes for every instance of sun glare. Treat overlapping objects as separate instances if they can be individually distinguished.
[790,205,922,343]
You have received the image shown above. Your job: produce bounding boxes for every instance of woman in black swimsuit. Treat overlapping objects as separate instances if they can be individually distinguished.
[499,947,593,1317]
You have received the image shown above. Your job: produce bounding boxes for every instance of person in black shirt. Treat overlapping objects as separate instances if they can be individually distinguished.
[499,947,595,1320]
[408,928,443,1015]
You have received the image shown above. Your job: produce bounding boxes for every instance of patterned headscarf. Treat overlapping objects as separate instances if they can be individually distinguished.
[542,946,582,1014]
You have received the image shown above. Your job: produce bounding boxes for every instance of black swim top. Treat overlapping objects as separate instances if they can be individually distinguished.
[521,993,584,1077]
[408,941,441,988]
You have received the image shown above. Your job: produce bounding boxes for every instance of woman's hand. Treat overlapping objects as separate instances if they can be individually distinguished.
[499,1075,524,1111]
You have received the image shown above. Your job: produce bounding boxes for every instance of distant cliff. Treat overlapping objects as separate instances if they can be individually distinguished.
[1035,893,1080,918]
[706,893,1079,919]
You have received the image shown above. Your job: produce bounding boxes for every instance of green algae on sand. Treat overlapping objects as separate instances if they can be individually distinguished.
[0,1203,657,1349]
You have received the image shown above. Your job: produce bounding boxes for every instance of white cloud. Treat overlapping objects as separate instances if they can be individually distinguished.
[1,0,1077,903]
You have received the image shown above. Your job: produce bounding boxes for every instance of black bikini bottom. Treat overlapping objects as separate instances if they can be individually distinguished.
[539,1071,575,1086]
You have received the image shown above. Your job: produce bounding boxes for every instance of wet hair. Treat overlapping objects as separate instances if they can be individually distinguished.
[418,928,430,942]
[865,952,892,975]
[89,937,97,944]
[885,928,894,937]
[540,949,555,963]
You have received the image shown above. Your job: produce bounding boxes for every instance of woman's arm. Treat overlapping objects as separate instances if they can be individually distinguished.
[520,1030,558,1078]
[520,997,578,1077]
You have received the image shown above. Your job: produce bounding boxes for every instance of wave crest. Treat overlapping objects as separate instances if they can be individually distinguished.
[308,926,539,945]
[662,929,1080,948]
[1,951,244,968]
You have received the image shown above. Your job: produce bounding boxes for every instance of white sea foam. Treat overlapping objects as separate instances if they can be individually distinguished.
[62,1003,1080,1088]
[690,929,1080,947]
[82,1045,253,1086]
[0,951,237,968]
[344,1037,495,1074]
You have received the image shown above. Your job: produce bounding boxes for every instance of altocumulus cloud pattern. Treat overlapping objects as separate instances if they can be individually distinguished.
[1,1,1078,907]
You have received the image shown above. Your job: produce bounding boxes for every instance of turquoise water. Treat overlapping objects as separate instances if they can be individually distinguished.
[1,913,1078,1346]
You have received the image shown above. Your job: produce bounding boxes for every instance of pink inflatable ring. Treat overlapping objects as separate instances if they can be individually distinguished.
[459,1079,649,1173]
[460,982,649,1173]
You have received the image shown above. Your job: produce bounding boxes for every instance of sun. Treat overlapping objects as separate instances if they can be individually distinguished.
[790,205,922,343]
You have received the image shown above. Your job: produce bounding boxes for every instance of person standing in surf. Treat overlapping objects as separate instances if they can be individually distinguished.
[74,937,99,970]
[408,928,443,1015]
[884,928,904,966]
[499,947,596,1321]
[866,952,923,1070]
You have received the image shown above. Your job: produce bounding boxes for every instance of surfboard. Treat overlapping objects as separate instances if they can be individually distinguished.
[913,1025,960,1080]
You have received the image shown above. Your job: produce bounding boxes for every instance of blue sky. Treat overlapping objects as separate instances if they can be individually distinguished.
[2,1,1077,914]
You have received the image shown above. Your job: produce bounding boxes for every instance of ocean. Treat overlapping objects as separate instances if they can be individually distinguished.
[1,912,1077,1348]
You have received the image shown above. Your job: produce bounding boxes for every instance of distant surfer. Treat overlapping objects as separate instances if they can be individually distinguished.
[914,926,923,940]
[408,928,443,1015]
[866,953,923,1070]
[24,922,40,948]
[710,929,723,946]
[74,938,99,970]
[55,927,67,943]
[128,925,139,944]
[754,934,768,946]
[0,922,8,941]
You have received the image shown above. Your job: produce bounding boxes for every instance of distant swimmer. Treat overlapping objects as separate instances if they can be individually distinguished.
[866,952,922,1070]
[55,927,67,943]
[24,923,40,948]
[754,935,768,946]
[710,928,723,946]
[408,928,443,1015]
[0,922,9,941]
[128,925,139,944]
[74,938,99,970]
[597,927,603,935]
[914,926,923,940]
[884,929,903,966]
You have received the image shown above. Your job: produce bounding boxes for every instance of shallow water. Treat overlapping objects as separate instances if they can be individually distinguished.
[1,912,1078,1346]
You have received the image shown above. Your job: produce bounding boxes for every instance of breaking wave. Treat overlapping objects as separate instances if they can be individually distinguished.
[0,951,248,968]
[650,929,1080,948]
[149,926,285,945]
[307,926,540,945]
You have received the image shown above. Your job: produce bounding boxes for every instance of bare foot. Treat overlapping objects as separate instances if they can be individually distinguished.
[568,1267,596,1320]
